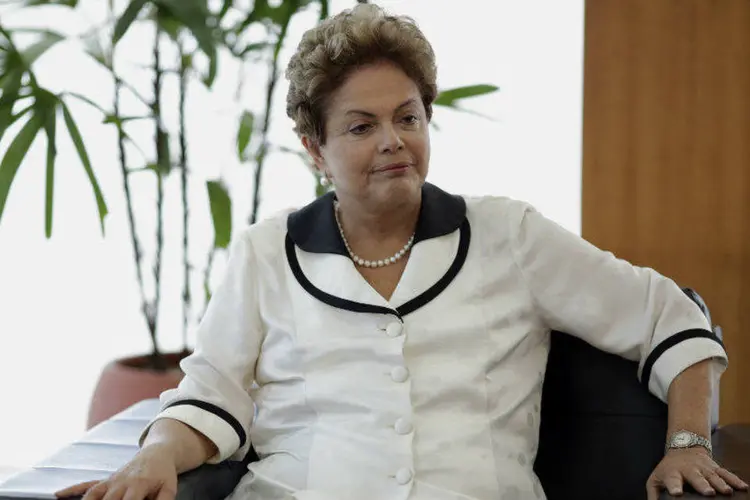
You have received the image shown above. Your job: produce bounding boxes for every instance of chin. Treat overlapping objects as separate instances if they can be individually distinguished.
[375,174,422,202]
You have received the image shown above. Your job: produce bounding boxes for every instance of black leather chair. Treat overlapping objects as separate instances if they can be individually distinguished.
[171,288,733,500]
[533,289,722,500]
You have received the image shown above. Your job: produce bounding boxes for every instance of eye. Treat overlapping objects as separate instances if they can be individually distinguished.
[402,114,419,125]
[349,123,372,135]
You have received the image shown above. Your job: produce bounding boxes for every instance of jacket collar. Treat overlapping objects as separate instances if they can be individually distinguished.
[287,182,467,255]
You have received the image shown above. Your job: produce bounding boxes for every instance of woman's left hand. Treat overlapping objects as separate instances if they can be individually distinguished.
[647,448,748,499]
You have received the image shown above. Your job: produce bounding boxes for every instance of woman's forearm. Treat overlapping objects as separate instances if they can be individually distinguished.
[141,418,219,474]
[666,358,717,440]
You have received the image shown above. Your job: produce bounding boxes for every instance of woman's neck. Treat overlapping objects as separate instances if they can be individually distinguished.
[335,194,421,253]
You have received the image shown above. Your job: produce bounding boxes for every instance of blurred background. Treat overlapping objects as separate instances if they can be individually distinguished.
[1,0,748,483]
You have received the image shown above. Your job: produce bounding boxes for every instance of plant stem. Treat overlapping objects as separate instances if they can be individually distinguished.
[150,24,165,368]
[114,75,152,110]
[249,13,292,224]
[110,3,150,362]
[116,73,148,334]
[178,38,190,354]
[248,69,273,224]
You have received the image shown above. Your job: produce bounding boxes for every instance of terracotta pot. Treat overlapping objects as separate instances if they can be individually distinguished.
[86,351,190,429]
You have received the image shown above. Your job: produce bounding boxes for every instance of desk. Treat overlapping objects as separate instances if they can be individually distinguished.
[662,424,750,500]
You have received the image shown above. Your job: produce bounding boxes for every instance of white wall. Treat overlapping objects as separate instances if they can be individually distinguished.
[0,0,584,469]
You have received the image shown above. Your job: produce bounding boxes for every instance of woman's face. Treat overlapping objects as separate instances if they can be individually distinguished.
[303,60,430,208]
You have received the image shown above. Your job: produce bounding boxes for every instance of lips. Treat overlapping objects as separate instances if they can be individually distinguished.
[378,162,411,172]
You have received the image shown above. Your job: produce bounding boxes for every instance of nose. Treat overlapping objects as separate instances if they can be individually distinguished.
[378,123,404,154]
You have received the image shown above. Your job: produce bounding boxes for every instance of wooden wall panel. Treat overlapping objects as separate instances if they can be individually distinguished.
[582,0,750,424]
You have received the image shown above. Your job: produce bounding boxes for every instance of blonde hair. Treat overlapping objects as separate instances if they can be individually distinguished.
[285,3,438,145]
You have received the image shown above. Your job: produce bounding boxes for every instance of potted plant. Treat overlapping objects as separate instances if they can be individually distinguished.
[0,0,498,428]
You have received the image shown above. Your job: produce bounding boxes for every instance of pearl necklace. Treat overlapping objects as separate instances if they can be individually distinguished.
[333,200,415,268]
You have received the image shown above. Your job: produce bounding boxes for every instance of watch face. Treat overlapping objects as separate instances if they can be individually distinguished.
[673,432,692,447]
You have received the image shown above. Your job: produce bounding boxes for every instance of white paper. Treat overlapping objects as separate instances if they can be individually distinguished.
[0,467,110,498]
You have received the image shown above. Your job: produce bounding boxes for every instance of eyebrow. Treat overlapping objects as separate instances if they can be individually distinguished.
[344,98,418,118]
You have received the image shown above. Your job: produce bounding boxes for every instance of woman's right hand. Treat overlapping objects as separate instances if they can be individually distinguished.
[54,444,178,500]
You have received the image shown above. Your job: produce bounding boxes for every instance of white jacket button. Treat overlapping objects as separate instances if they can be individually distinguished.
[390,366,409,383]
[394,417,414,435]
[385,322,403,337]
[395,467,413,485]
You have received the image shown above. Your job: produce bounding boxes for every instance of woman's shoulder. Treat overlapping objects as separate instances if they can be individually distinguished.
[463,193,537,228]
[233,207,298,257]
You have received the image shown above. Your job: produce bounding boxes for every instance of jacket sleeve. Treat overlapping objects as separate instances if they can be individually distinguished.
[508,202,727,403]
[138,227,263,463]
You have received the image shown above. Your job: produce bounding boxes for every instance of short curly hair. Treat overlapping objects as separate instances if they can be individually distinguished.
[285,3,438,145]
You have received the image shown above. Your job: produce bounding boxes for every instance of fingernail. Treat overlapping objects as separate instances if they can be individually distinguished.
[670,489,682,496]
[704,488,715,496]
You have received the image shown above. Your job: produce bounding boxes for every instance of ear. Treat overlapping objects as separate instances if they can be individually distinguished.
[301,136,325,173]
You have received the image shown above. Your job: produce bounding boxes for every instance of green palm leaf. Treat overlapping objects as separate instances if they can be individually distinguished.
[155,0,216,65]
[22,0,79,6]
[237,110,254,160]
[113,0,150,45]
[60,101,108,235]
[206,180,232,249]
[0,70,23,144]
[43,94,58,238]
[0,110,44,227]
[434,84,499,108]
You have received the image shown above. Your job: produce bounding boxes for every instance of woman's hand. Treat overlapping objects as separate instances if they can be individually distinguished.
[647,448,748,499]
[55,444,178,500]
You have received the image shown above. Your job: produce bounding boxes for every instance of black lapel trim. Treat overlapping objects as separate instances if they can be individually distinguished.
[640,329,725,390]
[285,218,471,320]
[412,183,467,244]
[287,191,346,256]
[286,183,467,255]
[165,399,247,448]
[396,218,471,317]
[286,234,403,320]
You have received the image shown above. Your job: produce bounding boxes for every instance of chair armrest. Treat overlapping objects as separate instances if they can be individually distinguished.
[660,424,750,500]
[175,460,248,500]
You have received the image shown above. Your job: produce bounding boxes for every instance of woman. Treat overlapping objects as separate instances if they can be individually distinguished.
[58,4,746,500]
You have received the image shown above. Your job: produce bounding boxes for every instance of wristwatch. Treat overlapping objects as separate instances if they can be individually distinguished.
[666,430,713,456]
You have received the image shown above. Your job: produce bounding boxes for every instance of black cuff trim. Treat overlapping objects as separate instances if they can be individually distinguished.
[641,329,725,390]
[165,399,247,448]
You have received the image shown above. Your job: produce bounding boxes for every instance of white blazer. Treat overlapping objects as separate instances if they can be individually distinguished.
[140,183,727,500]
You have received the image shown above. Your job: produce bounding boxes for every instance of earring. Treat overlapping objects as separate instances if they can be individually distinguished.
[321,170,334,187]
